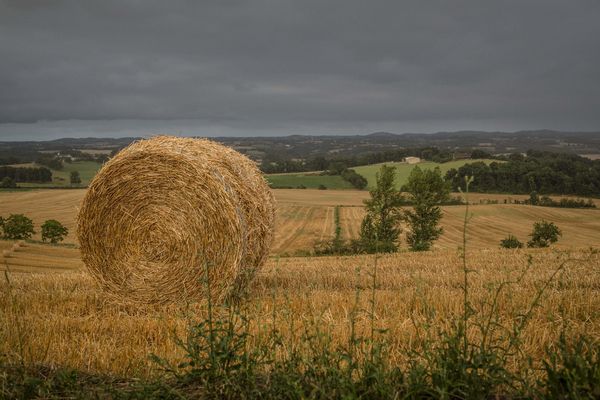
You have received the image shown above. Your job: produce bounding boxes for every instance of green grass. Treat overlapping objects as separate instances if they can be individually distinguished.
[266,173,354,189]
[18,161,102,187]
[353,158,498,189]
[266,159,498,190]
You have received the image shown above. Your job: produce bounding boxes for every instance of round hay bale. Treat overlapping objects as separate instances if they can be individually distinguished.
[77,136,275,304]
[2,250,11,258]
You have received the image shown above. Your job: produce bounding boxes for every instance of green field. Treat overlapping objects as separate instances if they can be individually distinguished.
[353,158,498,188]
[266,159,498,190]
[12,159,496,190]
[18,161,102,187]
[266,173,354,189]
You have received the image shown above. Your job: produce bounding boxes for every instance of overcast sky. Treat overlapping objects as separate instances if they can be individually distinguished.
[1,0,599,140]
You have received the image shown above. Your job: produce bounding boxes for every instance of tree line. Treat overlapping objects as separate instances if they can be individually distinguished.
[260,146,462,174]
[446,151,600,196]
[0,165,52,183]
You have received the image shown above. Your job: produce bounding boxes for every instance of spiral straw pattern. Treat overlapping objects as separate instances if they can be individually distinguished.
[77,136,274,304]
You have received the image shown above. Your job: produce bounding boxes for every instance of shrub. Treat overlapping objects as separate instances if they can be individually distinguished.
[2,214,35,240]
[41,219,69,243]
[318,184,327,190]
[340,168,368,189]
[527,221,561,248]
[500,234,523,249]
[0,176,17,188]
[70,171,81,185]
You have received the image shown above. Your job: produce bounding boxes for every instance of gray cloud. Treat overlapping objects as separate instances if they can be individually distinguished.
[1,0,599,138]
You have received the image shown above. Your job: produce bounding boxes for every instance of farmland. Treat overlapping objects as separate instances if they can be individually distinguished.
[1,247,598,381]
[1,189,599,258]
[267,158,497,189]
[14,160,102,187]
[352,158,498,188]
[1,187,599,396]
[266,172,353,189]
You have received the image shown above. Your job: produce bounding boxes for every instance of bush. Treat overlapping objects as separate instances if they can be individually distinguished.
[527,221,561,248]
[0,176,17,188]
[2,214,35,240]
[70,171,81,185]
[340,168,368,189]
[41,219,69,243]
[500,234,523,249]
[318,184,327,190]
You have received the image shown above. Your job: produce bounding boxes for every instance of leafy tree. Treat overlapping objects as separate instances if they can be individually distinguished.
[527,221,562,248]
[447,152,600,196]
[70,170,81,185]
[0,176,17,188]
[471,149,491,159]
[403,167,450,251]
[340,169,368,189]
[0,166,52,183]
[41,219,69,243]
[529,191,539,206]
[500,234,523,249]
[2,214,35,240]
[359,165,403,253]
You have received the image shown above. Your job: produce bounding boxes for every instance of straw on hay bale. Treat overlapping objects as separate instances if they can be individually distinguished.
[77,136,275,304]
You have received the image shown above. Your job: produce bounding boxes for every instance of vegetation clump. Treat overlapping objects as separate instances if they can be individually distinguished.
[315,164,451,255]
[1,214,35,240]
[0,176,17,188]
[0,165,52,183]
[358,165,403,253]
[528,220,562,248]
[403,166,450,251]
[41,219,69,243]
[69,171,81,185]
[446,151,600,196]
[500,234,523,249]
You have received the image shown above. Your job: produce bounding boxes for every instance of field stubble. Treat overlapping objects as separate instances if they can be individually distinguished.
[1,189,599,256]
[1,248,598,379]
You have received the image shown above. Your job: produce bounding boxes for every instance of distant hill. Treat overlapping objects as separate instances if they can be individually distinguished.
[1,130,599,167]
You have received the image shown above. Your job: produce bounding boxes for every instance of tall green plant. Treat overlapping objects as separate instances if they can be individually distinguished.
[403,166,450,251]
[359,165,403,253]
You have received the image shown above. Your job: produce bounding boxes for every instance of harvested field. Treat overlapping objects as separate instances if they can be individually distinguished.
[1,248,598,378]
[1,189,599,258]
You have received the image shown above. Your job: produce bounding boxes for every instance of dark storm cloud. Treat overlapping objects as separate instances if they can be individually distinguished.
[1,0,600,138]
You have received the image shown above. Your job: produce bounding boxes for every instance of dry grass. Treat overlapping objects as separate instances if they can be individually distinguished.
[76,136,274,304]
[1,248,598,378]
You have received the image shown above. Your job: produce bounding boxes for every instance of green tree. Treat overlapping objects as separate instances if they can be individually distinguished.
[529,191,539,206]
[359,165,403,253]
[0,176,17,188]
[70,170,81,185]
[500,234,523,249]
[2,214,35,240]
[41,219,69,244]
[403,166,450,251]
[527,220,561,248]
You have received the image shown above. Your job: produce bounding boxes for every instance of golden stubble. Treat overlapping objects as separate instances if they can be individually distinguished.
[1,248,598,378]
